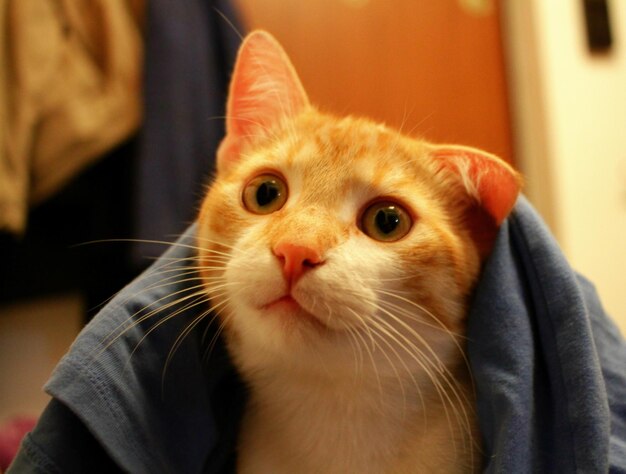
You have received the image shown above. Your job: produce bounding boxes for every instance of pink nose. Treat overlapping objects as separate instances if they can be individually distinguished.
[273,243,323,286]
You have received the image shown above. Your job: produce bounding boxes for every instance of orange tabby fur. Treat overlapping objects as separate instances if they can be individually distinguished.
[197,31,521,473]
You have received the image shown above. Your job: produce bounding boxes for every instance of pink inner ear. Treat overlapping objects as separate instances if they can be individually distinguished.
[434,148,522,226]
[218,31,309,173]
[228,32,309,136]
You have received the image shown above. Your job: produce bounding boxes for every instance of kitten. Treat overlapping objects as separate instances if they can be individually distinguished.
[197,31,521,473]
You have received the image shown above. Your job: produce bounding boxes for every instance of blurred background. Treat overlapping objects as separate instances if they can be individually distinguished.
[0,0,624,465]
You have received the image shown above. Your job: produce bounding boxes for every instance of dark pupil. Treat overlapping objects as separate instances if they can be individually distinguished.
[375,207,400,235]
[256,181,279,207]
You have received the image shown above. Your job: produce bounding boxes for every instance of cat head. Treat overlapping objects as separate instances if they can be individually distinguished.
[197,31,521,378]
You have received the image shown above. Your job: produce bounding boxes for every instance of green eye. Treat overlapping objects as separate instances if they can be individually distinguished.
[242,173,288,214]
[361,201,412,242]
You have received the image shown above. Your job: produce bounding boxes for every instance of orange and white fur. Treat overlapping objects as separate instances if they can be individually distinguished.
[197,31,521,473]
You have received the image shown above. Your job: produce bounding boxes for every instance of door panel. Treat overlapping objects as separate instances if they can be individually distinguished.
[234,0,513,163]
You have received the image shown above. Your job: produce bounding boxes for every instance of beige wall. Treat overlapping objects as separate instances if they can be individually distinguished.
[0,295,82,422]
[504,0,626,332]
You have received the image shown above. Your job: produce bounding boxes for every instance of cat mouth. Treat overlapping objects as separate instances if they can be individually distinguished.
[261,295,328,330]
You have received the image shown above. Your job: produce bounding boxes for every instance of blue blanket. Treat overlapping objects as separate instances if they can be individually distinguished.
[10,197,626,473]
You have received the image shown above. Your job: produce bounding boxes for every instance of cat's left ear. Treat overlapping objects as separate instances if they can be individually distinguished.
[431,145,522,225]
[217,31,310,174]
[430,145,522,257]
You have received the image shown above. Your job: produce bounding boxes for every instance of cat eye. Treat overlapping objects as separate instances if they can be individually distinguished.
[242,173,288,214]
[361,201,412,242]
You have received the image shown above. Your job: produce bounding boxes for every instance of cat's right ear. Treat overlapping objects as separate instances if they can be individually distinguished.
[217,31,310,175]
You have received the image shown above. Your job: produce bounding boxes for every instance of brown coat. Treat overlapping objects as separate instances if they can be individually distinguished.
[0,0,144,233]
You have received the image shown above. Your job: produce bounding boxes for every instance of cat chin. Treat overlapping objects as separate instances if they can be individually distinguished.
[234,281,374,336]
[229,299,340,348]
[259,295,330,332]
[224,301,354,370]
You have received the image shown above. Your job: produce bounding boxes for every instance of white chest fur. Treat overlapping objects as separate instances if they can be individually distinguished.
[235,370,477,474]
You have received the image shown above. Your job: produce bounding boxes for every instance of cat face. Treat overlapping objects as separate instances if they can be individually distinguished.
[197,31,521,379]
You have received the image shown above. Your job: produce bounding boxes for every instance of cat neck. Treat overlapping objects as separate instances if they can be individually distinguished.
[237,360,478,473]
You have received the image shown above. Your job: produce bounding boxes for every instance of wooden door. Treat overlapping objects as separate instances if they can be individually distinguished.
[233,0,513,164]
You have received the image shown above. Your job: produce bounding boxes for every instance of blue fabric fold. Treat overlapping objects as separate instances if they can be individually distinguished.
[10,197,626,473]
[468,197,624,472]
[45,227,243,473]
[133,0,242,262]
